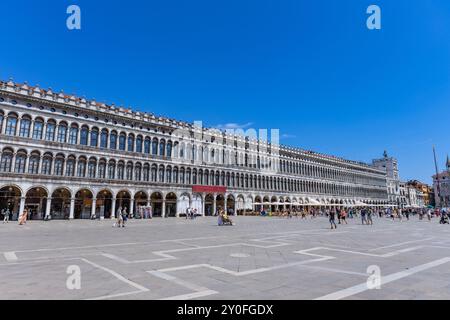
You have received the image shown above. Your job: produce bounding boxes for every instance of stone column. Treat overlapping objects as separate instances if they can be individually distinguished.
[0,115,5,135]
[61,158,66,177]
[224,196,227,214]
[18,197,26,219]
[212,193,217,216]
[162,200,166,218]
[111,198,116,219]
[45,197,52,219]
[86,129,91,146]
[77,128,81,145]
[24,155,30,174]
[91,198,96,218]
[38,156,43,174]
[69,198,75,219]
[202,193,206,216]
[129,199,135,218]
[95,162,99,179]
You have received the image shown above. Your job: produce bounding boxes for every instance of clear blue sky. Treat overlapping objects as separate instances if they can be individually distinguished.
[1,0,449,184]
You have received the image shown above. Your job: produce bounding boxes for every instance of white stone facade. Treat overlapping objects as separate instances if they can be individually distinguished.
[0,80,389,220]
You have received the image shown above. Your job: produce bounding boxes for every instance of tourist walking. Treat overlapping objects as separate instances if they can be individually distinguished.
[2,209,10,223]
[329,209,337,229]
[340,209,348,224]
[367,209,373,225]
[361,208,367,225]
[18,208,28,225]
[122,207,128,226]
[391,209,396,222]
[114,207,122,227]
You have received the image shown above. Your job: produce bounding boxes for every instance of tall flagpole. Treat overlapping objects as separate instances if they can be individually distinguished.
[433,146,442,208]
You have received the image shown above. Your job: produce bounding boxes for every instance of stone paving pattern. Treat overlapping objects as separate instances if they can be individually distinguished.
[0,215,449,300]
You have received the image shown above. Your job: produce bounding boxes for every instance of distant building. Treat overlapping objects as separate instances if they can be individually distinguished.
[372,151,401,207]
[405,184,420,207]
[399,182,408,208]
[432,156,450,207]
[406,180,434,207]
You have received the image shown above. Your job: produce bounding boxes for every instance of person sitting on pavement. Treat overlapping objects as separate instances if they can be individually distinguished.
[218,209,233,226]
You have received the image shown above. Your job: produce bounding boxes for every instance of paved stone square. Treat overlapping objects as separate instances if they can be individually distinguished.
[0,215,449,300]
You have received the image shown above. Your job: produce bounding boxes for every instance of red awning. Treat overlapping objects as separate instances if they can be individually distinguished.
[192,185,227,193]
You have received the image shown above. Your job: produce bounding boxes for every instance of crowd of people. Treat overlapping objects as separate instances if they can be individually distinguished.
[255,206,449,229]
[184,207,199,220]
[2,204,449,229]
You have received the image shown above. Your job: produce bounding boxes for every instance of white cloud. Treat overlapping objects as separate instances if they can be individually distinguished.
[281,133,296,139]
[214,122,254,130]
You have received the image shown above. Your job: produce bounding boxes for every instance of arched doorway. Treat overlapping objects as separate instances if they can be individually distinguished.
[0,185,21,220]
[191,193,203,216]
[25,187,48,220]
[216,194,225,213]
[51,188,71,220]
[226,195,235,215]
[254,196,262,213]
[134,191,148,218]
[278,198,285,211]
[150,192,163,217]
[263,196,270,211]
[96,189,113,219]
[165,193,177,217]
[116,190,131,216]
[245,195,253,214]
[204,194,214,216]
[271,196,277,213]
[74,189,93,219]
[178,193,190,217]
[285,198,291,211]
[236,195,245,215]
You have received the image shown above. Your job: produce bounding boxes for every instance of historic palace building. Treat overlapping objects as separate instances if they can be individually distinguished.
[0,79,389,220]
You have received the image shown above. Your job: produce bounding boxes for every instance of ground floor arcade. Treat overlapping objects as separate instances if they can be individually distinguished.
[0,181,389,220]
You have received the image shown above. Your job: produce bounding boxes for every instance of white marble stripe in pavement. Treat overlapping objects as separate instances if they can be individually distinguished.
[315,257,450,300]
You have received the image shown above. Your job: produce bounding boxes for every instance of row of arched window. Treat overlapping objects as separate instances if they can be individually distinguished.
[0,111,270,167]
[279,159,385,186]
[0,110,386,195]
[0,147,387,198]
[0,111,174,157]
